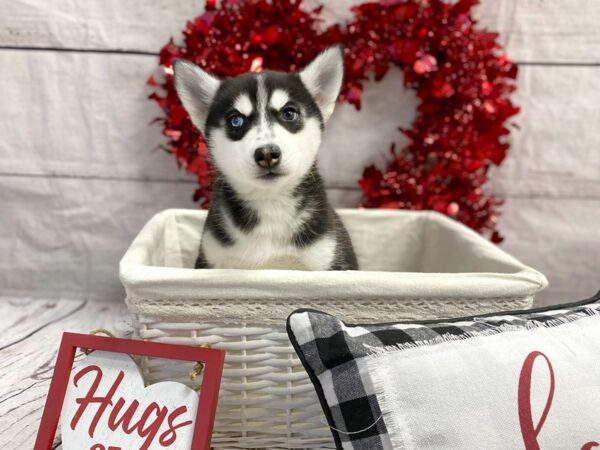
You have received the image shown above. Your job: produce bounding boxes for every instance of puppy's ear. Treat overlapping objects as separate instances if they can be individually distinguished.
[173,59,220,134]
[299,45,344,122]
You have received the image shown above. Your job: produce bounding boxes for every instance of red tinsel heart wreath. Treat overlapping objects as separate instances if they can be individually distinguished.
[148,0,518,241]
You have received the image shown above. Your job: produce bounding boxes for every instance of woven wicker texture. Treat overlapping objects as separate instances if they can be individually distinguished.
[136,319,336,449]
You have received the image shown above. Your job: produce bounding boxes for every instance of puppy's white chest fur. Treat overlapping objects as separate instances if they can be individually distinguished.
[201,196,336,270]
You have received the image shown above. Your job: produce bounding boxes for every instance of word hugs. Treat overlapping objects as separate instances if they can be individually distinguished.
[61,351,198,450]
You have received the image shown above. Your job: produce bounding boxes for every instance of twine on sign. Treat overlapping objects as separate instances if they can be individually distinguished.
[79,329,210,390]
[81,329,117,355]
[189,344,212,384]
[189,362,205,381]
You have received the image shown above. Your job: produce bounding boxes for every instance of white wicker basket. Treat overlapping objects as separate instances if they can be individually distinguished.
[120,208,547,449]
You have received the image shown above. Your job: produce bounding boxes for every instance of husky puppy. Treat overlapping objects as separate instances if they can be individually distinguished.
[173,46,358,270]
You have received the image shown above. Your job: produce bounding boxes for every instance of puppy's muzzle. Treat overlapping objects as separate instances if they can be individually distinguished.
[254,145,281,170]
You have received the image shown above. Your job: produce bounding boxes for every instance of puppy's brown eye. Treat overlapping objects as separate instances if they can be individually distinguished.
[281,106,299,122]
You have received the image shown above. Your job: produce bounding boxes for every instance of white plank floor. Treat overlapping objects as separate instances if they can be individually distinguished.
[0,297,127,449]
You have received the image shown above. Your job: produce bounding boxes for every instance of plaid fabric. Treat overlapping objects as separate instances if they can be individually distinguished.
[286,292,600,450]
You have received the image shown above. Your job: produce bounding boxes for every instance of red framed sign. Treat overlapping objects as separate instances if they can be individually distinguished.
[35,332,225,450]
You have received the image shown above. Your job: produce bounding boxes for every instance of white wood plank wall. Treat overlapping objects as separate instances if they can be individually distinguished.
[0,0,598,306]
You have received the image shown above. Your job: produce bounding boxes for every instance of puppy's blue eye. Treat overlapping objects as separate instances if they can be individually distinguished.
[281,106,299,122]
[229,115,245,128]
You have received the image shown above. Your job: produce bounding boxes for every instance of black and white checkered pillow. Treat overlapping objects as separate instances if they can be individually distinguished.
[287,292,600,450]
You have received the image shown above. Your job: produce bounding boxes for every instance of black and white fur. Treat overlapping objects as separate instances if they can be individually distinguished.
[173,46,358,270]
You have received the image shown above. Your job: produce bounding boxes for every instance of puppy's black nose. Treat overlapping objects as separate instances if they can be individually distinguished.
[254,145,281,169]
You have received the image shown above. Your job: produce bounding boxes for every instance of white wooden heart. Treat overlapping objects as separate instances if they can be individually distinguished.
[60,351,198,450]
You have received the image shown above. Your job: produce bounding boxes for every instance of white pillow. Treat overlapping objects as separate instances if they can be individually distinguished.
[287,292,600,450]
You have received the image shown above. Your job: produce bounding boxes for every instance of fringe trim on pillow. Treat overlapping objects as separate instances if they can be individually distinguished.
[365,305,600,355]
[367,356,416,450]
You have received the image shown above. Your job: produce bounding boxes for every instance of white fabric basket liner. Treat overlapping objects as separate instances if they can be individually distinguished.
[120,208,547,449]
[120,208,547,322]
